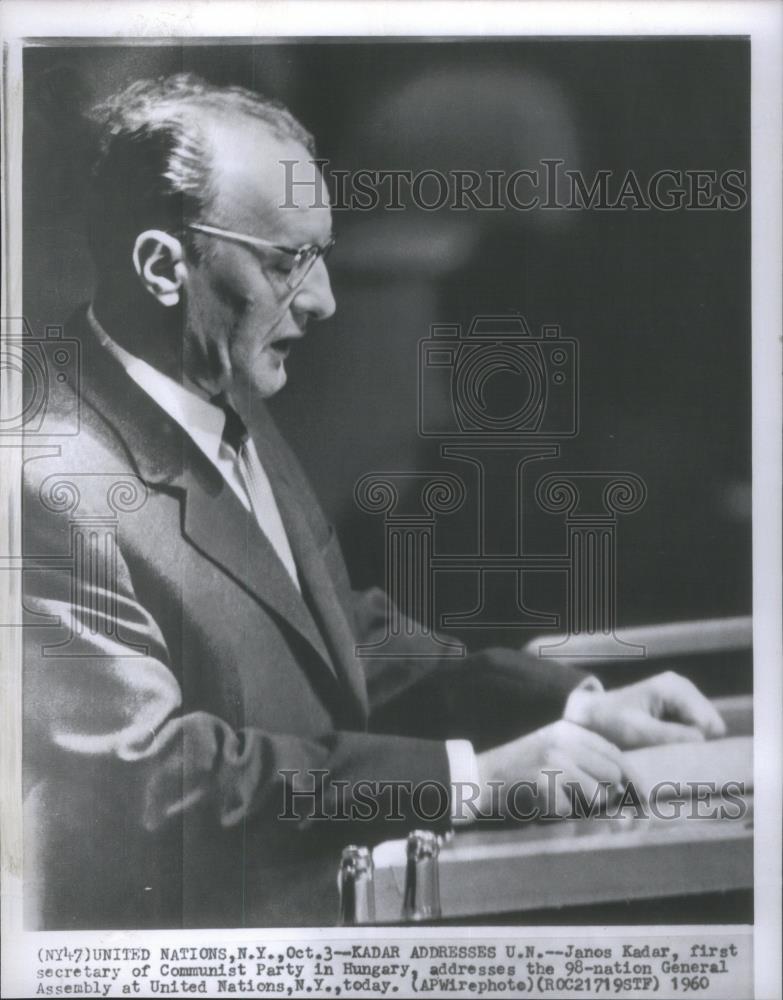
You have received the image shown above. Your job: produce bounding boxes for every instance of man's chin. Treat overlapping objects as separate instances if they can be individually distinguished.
[229,352,289,402]
[254,360,288,399]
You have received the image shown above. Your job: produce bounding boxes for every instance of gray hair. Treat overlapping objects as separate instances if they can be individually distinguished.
[87,72,315,271]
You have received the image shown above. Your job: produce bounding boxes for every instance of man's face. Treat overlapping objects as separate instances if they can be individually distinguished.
[181,120,336,404]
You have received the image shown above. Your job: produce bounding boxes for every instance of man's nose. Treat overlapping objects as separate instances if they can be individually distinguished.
[293,257,336,321]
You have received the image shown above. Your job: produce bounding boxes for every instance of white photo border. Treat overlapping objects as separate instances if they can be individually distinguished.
[1,3,780,999]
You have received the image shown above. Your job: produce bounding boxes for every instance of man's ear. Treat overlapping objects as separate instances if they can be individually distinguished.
[132,230,189,307]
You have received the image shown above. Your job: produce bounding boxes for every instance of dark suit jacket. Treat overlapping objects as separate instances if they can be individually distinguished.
[22,306,583,929]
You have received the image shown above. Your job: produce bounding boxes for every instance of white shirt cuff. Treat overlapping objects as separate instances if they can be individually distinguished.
[445,738,481,826]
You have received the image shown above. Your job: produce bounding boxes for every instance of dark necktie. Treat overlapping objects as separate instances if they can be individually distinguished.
[217,396,249,453]
[211,394,301,591]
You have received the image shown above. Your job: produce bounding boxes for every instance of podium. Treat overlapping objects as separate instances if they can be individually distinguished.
[369,694,752,924]
[338,615,754,926]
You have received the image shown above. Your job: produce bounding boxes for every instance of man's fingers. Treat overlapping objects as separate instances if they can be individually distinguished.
[561,767,603,812]
[621,711,706,748]
[545,767,606,816]
[658,674,727,738]
[557,719,625,764]
[570,746,625,786]
[571,746,646,803]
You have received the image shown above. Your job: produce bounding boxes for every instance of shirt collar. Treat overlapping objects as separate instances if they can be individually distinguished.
[86,304,228,469]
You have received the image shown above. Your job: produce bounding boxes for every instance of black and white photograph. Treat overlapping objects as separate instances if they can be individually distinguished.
[1,2,780,998]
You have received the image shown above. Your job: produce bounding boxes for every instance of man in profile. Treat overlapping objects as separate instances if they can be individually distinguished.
[22,74,724,929]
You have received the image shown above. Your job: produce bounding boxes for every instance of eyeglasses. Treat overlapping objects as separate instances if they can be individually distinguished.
[188,222,335,290]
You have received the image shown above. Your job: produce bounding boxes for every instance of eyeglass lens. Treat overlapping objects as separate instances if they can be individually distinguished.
[287,242,333,290]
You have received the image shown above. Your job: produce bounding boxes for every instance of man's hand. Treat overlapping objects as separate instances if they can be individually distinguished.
[475,720,631,818]
[563,670,727,750]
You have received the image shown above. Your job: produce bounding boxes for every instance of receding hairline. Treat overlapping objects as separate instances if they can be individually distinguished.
[91,75,314,149]
[201,114,329,225]
[87,76,323,265]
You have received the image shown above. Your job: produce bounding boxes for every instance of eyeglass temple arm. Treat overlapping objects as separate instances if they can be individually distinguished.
[188,223,300,257]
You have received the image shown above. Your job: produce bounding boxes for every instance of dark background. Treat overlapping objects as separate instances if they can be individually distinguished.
[23,39,751,676]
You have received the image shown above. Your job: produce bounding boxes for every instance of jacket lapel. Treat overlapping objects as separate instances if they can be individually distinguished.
[263,460,370,723]
[71,307,340,683]
[175,462,338,676]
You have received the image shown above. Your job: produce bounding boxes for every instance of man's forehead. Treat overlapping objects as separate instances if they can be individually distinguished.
[207,117,331,238]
